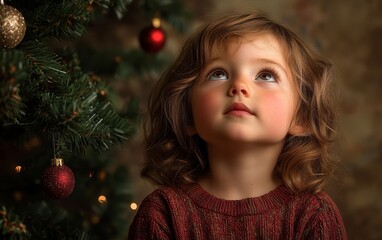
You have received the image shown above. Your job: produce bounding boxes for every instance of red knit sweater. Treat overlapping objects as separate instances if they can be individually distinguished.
[128,184,347,239]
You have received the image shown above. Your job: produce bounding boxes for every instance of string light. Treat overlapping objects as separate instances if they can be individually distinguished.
[98,195,107,204]
[15,165,22,173]
[130,202,138,210]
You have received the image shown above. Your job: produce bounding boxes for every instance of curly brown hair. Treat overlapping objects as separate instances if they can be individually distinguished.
[141,11,339,193]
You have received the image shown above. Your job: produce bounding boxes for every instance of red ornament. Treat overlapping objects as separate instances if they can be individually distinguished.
[40,158,75,199]
[139,25,166,53]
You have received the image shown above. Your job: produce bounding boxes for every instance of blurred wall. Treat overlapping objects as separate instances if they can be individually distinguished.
[120,0,382,239]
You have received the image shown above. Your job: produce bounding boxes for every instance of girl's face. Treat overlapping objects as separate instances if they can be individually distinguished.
[191,33,300,147]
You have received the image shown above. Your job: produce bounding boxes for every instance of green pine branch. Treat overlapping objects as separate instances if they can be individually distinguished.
[22,202,87,240]
[0,206,31,240]
[110,0,133,19]
[22,1,92,40]
[14,0,133,41]
[0,50,27,125]
[11,41,134,154]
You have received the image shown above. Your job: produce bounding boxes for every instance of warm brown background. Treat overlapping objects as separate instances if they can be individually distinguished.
[91,0,381,239]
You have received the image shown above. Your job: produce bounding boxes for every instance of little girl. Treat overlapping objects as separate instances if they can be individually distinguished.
[129,12,347,239]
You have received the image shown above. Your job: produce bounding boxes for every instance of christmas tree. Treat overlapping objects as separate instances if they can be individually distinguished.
[0,0,191,239]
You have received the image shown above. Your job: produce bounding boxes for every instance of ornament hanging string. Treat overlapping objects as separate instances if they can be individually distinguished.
[52,132,61,159]
[53,133,57,158]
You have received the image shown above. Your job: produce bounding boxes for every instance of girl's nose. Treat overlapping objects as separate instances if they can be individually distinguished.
[227,76,251,97]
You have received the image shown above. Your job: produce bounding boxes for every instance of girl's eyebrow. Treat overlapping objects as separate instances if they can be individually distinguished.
[203,57,228,70]
[206,57,225,65]
[251,58,289,77]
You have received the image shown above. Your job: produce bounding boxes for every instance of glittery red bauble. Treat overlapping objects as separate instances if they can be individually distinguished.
[139,25,166,53]
[40,159,75,199]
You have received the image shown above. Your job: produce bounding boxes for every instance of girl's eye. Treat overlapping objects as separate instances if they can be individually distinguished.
[208,69,229,80]
[255,71,277,82]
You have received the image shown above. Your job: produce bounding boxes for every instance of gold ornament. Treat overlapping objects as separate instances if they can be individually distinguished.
[0,4,26,48]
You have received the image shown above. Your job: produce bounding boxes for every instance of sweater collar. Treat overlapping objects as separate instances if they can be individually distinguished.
[180,183,294,216]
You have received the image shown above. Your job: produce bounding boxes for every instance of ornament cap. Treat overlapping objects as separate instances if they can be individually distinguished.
[152,17,161,28]
[51,158,63,166]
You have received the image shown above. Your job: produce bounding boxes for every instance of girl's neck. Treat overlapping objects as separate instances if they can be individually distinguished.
[198,142,283,200]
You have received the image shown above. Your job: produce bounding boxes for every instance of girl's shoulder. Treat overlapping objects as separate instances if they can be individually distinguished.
[128,185,185,239]
[145,184,186,200]
[293,190,341,213]
[137,185,188,211]
[292,191,347,239]
[290,190,345,229]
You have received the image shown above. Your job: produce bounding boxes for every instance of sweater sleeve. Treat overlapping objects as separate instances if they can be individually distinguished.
[304,193,348,240]
[128,190,172,240]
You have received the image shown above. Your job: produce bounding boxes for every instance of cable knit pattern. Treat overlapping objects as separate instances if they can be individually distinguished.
[128,184,347,239]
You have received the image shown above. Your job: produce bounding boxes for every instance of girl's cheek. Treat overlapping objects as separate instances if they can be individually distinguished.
[202,93,218,107]
[195,88,220,108]
[261,93,293,126]
[192,91,221,122]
